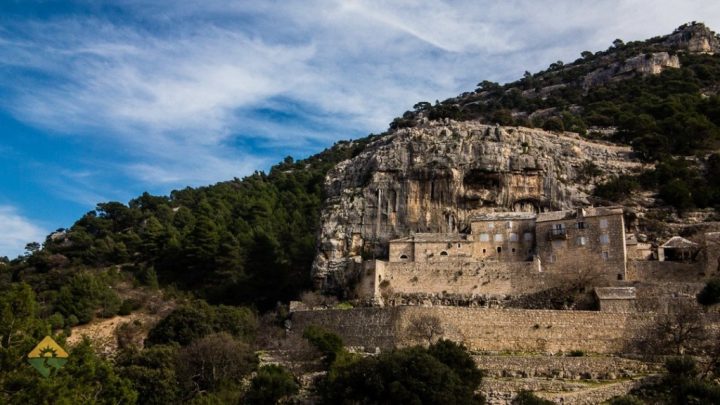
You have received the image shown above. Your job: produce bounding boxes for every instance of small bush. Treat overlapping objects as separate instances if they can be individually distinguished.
[244,365,299,405]
[303,325,344,363]
[118,298,142,316]
[697,278,720,306]
[568,350,585,357]
[335,302,353,310]
[608,395,644,405]
[513,390,554,405]
[48,313,65,330]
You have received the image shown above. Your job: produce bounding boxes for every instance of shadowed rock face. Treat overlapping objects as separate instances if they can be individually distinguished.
[312,122,641,293]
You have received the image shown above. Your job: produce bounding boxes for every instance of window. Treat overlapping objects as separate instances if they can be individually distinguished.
[509,233,519,242]
[617,273,623,280]
[600,219,608,229]
[497,247,502,253]
[400,254,408,259]
[457,243,461,248]
[600,234,610,245]
[602,251,610,260]
[550,223,566,238]
[551,240,566,249]
[494,234,503,242]
[576,236,587,246]
[524,232,533,241]
[482,248,486,254]
[440,251,448,256]
[511,248,516,253]
[479,233,490,242]
[549,254,556,263]
[488,223,495,230]
[576,221,586,229]
[506,221,513,229]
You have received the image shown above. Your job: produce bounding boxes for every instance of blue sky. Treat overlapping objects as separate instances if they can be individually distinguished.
[1,0,719,258]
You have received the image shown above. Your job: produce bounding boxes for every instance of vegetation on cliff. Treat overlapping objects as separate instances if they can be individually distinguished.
[3,22,720,403]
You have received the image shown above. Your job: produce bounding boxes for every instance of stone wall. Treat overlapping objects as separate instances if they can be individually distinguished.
[290,306,655,354]
[627,260,705,282]
[598,299,636,313]
[474,354,658,380]
[375,260,548,301]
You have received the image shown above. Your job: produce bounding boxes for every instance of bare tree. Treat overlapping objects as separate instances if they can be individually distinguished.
[531,250,610,310]
[406,315,444,346]
[552,250,609,291]
[299,291,338,309]
[176,333,257,396]
[634,300,708,356]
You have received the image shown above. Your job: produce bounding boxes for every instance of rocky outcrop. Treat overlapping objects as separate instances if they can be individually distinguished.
[583,52,680,89]
[664,22,720,54]
[312,122,641,292]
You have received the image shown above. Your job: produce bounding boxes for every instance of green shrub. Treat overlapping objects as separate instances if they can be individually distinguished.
[147,301,257,346]
[303,325,344,363]
[608,395,644,405]
[47,313,65,330]
[118,299,142,316]
[594,175,639,201]
[323,341,484,404]
[244,365,299,405]
[513,390,554,405]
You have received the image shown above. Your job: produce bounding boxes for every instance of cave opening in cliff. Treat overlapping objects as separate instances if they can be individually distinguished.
[463,169,501,189]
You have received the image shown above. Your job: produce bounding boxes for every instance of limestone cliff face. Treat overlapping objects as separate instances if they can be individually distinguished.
[312,122,641,292]
[583,52,680,89]
[664,22,720,54]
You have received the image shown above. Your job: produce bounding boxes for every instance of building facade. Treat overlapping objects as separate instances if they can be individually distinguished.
[469,212,536,261]
[386,206,627,276]
[535,207,627,278]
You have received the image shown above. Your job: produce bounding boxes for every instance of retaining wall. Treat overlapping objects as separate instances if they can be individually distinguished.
[290,306,655,354]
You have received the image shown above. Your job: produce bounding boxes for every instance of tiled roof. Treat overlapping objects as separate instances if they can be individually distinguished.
[469,212,537,221]
[535,211,571,222]
[594,287,636,300]
[660,236,699,249]
[390,233,470,243]
[536,206,623,222]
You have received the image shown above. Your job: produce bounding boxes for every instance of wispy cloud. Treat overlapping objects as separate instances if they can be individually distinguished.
[0,0,719,195]
[0,206,47,259]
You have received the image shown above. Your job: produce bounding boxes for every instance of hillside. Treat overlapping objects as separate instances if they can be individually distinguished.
[4,21,720,404]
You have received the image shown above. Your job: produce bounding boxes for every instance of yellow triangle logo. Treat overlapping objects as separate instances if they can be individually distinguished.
[27,336,69,359]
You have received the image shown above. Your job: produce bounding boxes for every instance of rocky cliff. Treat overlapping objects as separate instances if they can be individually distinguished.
[312,122,642,292]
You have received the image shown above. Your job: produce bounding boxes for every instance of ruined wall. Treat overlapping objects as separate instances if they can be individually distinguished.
[290,307,654,354]
[313,122,641,292]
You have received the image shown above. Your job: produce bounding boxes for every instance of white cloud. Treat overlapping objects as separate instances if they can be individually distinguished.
[0,0,719,192]
[0,206,47,259]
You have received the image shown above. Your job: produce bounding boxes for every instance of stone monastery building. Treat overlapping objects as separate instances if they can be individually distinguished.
[388,206,626,275]
[358,206,630,306]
